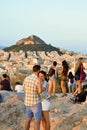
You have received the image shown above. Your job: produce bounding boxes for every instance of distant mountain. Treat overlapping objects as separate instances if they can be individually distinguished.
[3,35,63,55]
[0,46,6,49]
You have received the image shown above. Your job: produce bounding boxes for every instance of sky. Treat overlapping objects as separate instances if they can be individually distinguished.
[0,0,87,54]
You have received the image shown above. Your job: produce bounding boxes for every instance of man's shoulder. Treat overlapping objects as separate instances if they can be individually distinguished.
[25,73,37,80]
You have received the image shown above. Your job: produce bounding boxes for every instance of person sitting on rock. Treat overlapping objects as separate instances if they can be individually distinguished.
[0,74,12,91]
[15,81,23,93]
[70,85,87,104]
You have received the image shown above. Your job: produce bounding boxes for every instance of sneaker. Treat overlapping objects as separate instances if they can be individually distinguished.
[69,97,75,104]
[61,93,67,97]
[46,95,51,99]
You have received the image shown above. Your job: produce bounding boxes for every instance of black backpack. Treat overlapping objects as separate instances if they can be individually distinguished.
[75,91,86,102]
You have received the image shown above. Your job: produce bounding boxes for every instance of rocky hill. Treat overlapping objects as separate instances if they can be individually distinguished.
[3,35,66,55]
[16,35,46,45]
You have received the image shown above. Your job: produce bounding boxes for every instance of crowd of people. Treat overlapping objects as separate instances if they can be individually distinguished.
[0,58,87,130]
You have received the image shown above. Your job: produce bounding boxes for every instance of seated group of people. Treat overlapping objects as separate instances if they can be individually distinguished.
[0,73,23,93]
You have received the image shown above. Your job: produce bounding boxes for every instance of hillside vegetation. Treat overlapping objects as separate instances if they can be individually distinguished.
[4,43,62,54]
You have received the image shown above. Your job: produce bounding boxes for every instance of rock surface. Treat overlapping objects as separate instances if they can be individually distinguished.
[0,91,87,130]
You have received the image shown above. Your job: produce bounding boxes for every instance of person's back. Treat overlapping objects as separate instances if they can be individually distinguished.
[15,82,23,93]
[24,73,41,106]
[0,79,11,91]
[75,57,85,94]
[0,74,12,91]
[68,71,75,93]
[51,61,58,79]
[48,68,56,96]
[60,60,69,97]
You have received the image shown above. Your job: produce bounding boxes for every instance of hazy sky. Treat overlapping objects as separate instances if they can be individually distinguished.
[0,0,87,54]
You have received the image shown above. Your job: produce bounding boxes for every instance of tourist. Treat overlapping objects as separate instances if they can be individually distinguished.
[75,57,86,94]
[15,81,23,93]
[70,84,87,104]
[48,68,56,96]
[60,60,69,97]
[68,71,75,94]
[38,70,50,130]
[51,61,58,80]
[0,74,12,91]
[23,65,43,130]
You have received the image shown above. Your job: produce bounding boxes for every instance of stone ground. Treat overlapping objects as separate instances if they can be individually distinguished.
[0,91,87,130]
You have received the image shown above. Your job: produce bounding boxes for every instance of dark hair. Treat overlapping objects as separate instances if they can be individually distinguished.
[62,60,69,75]
[2,74,8,78]
[45,74,49,82]
[33,65,41,72]
[68,71,74,79]
[79,57,83,60]
[62,60,69,70]
[53,61,57,66]
[48,68,55,77]
[15,81,20,85]
[38,70,46,77]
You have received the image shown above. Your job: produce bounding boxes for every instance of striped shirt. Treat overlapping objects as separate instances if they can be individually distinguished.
[23,73,41,106]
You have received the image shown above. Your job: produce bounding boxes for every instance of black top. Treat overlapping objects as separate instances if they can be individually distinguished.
[0,79,12,91]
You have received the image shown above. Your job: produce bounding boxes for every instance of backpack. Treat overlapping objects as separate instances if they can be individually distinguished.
[70,78,74,84]
[80,71,86,81]
[48,67,55,77]
[75,91,86,102]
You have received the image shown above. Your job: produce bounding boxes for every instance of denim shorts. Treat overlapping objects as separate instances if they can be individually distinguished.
[26,103,42,120]
[68,83,75,88]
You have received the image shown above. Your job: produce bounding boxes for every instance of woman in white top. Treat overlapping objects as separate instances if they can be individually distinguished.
[38,70,50,130]
[15,81,23,93]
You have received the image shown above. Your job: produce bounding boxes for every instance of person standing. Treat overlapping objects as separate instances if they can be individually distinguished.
[38,70,50,130]
[68,71,75,94]
[48,68,56,96]
[75,57,85,94]
[51,61,58,80]
[23,65,43,130]
[60,60,69,97]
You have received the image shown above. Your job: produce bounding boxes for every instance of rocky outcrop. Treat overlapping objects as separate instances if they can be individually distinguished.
[16,35,46,45]
[0,91,87,130]
[0,91,25,130]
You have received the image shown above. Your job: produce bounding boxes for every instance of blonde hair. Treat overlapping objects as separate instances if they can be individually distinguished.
[75,58,83,73]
